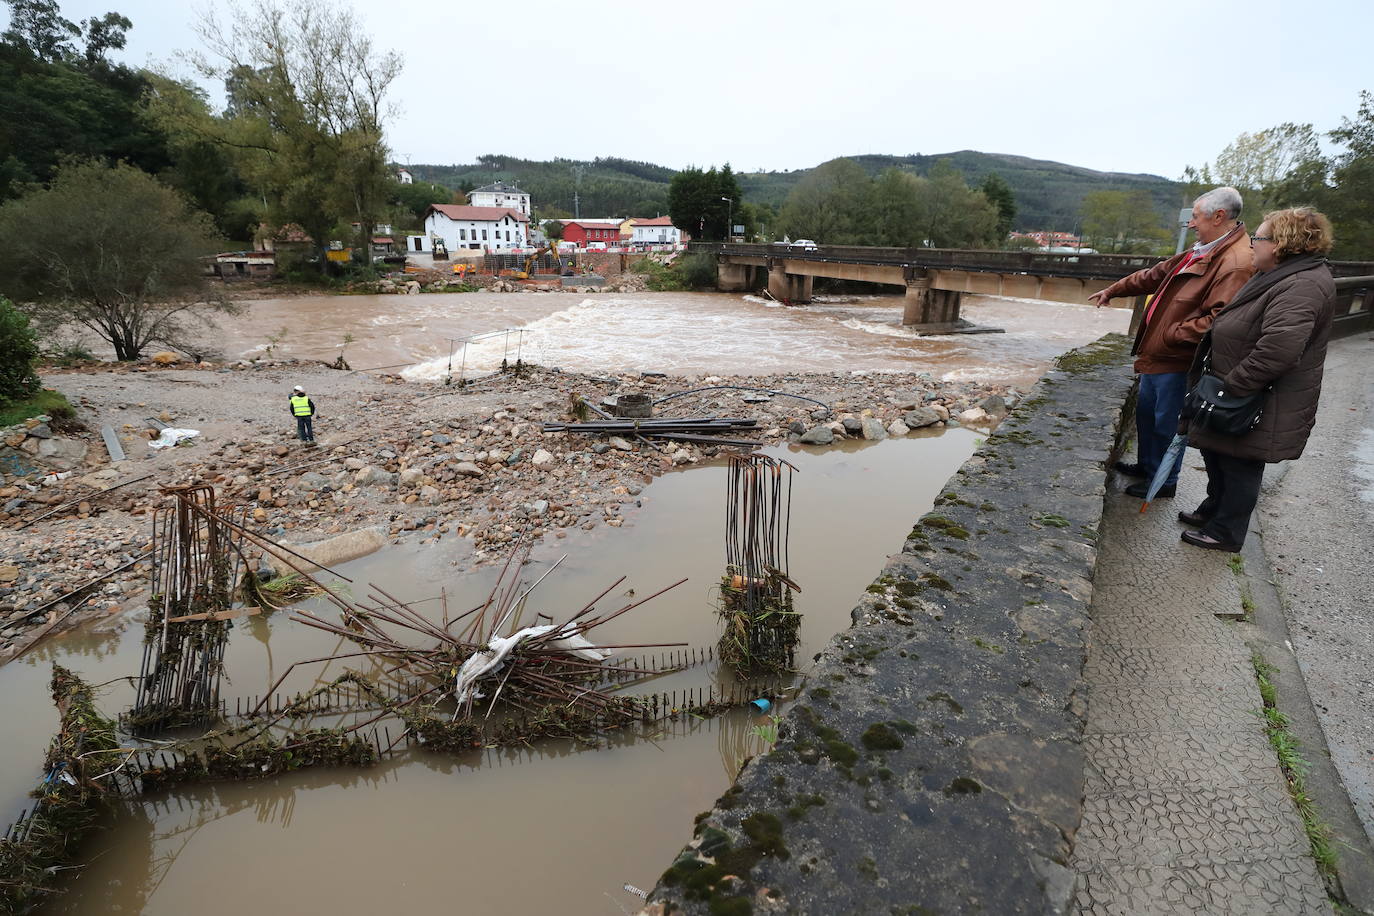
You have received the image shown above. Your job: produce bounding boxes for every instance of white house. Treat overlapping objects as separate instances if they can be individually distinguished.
[631,216,683,246]
[423,204,529,252]
[467,180,531,216]
[397,168,413,185]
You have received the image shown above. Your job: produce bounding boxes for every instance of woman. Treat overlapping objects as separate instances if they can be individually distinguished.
[1179,207,1336,551]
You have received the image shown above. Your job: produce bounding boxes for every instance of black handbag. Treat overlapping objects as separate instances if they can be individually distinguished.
[1181,351,1269,436]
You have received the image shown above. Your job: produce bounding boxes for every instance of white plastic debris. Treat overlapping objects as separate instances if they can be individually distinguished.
[452,623,609,703]
[148,428,200,449]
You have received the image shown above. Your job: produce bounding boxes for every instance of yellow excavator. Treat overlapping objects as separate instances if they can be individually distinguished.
[514,243,567,280]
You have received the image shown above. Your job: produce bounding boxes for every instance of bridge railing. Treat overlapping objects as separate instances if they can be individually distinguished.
[692,241,1165,280]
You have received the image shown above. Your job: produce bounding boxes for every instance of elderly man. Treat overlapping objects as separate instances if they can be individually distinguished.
[1089,187,1253,498]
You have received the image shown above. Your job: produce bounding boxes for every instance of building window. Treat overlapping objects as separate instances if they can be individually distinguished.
[482,230,488,241]
[505,231,510,241]
[460,229,466,240]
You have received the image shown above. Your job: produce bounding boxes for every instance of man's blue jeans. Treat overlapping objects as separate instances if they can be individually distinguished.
[1136,371,1188,487]
[296,416,314,442]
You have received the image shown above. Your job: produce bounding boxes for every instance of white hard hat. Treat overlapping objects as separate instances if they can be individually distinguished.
[293,385,304,392]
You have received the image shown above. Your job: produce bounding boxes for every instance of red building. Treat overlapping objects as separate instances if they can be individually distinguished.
[560,220,623,247]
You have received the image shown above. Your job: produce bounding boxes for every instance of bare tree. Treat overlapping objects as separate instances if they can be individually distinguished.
[0,161,233,360]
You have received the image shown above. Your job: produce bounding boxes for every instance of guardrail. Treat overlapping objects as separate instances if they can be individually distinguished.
[695,241,1374,285]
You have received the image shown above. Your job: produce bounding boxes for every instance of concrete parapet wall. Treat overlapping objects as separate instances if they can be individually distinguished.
[647,334,1136,915]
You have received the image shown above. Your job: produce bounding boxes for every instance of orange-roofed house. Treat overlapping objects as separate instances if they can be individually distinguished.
[422,204,530,252]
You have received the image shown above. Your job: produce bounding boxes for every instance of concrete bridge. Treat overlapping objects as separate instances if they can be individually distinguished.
[695,241,1374,334]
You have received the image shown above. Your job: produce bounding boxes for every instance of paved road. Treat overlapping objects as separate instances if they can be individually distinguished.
[1260,333,1374,841]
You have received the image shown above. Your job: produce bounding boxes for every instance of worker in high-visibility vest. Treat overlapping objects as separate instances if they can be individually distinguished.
[289,385,317,443]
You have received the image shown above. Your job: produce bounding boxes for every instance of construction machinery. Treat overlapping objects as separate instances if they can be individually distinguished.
[514,244,570,280]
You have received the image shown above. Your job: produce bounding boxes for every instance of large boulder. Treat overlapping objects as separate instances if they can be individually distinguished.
[904,407,942,428]
[798,426,834,446]
[861,417,888,441]
[978,395,1009,419]
[353,465,393,486]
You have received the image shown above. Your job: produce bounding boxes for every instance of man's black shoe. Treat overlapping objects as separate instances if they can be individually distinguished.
[1177,510,1209,526]
[1181,529,1241,552]
[1113,461,1146,477]
[1126,481,1175,499]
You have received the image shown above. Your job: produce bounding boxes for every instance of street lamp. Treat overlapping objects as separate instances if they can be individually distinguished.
[721,197,733,243]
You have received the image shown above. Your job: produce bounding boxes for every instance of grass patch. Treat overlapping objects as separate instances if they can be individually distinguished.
[1227,553,1256,618]
[1253,653,1337,879]
[0,389,74,427]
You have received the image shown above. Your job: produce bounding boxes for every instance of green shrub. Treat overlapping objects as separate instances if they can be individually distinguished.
[0,296,41,402]
[675,252,718,289]
[0,389,73,427]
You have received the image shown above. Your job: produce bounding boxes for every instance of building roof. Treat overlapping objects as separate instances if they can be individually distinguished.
[471,180,528,195]
[563,220,623,229]
[634,216,675,226]
[426,205,529,223]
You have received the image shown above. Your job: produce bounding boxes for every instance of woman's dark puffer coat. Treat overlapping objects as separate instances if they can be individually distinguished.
[1186,255,1335,462]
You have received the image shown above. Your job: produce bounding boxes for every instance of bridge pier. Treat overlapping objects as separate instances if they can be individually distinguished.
[767,265,812,303]
[902,273,963,329]
[717,260,753,292]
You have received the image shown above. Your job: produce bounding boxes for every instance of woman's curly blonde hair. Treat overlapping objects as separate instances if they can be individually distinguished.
[1263,207,1334,259]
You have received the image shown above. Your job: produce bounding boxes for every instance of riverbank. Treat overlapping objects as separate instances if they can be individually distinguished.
[0,356,1016,666]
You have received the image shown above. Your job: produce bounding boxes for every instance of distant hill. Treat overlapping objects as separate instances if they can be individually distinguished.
[405,154,675,220]
[739,152,1185,230]
[406,151,1185,231]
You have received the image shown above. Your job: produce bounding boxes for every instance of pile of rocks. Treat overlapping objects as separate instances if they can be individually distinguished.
[0,520,151,661]
[1,415,88,475]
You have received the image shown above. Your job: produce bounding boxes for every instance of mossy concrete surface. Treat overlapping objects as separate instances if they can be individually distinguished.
[646,334,1135,915]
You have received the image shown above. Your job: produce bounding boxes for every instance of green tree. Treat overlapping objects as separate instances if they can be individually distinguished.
[1080,189,1168,254]
[2,0,79,62]
[170,0,403,268]
[1185,123,1325,224]
[1,5,174,202]
[389,178,451,223]
[777,157,872,244]
[870,168,922,247]
[913,160,1000,248]
[979,172,1017,241]
[0,295,41,401]
[0,161,230,360]
[1325,90,1374,258]
[668,165,739,241]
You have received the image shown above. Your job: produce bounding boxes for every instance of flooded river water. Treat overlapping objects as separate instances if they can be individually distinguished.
[206,289,1128,387]
[6,289,1129,913]
[8,434,977,914]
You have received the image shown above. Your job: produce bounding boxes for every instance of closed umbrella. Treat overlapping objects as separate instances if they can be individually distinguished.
[1138,434,1188,512]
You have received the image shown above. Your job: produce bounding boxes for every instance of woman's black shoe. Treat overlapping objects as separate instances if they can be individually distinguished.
[1113,461,1146,477]
[1180,530,1241,552]
[1177,510,1209,526]
[1126,481,1174,499]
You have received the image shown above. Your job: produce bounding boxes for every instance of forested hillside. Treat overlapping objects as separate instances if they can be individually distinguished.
[407,155,675,219]
[409,150,1185,230]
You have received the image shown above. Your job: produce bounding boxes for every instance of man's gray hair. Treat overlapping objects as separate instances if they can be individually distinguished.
[1194,187,1243,220]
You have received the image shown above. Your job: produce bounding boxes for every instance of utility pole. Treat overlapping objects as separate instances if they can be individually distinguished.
[572,165,585,219]
[722,197,733,243]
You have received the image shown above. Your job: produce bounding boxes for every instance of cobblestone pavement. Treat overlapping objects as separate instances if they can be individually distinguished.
[1071,468,1331,915]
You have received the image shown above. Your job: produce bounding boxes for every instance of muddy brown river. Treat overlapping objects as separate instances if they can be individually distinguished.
[8,434,980,914]
[192,289,1127,387]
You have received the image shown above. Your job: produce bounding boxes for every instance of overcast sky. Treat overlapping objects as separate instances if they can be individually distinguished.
[10,0,1371,179]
